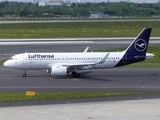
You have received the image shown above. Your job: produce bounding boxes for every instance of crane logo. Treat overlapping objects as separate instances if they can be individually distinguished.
[134,39,147,52]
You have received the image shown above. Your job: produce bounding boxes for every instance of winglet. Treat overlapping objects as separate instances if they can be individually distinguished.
[83,46,89,53]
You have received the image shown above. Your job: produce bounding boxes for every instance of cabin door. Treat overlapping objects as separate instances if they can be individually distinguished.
[22,53,27,64]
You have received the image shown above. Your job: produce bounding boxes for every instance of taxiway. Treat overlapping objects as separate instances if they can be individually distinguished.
[0,66,160,92]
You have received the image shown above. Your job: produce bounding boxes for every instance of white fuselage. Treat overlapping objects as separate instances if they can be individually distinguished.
[4,52,125,70]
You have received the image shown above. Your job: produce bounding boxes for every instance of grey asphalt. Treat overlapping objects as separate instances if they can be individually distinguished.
[1,58,160,120]
[0,98,160,120]
[1,66,160,119]
[0,66,160,92]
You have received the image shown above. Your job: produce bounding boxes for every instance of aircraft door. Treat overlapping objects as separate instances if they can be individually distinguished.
[22,53,28,64]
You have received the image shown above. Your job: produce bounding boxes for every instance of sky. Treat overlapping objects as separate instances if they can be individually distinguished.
[0,0,159,3]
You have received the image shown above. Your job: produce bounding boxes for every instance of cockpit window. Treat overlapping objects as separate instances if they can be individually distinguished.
[9,58,14,60]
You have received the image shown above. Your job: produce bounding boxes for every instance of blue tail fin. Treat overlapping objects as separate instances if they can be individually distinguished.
[115,28,152,67]
[125,28,152,54]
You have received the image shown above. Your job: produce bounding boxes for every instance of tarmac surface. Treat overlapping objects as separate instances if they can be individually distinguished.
[1,66,160,119]
[0,98,160,120]
[0,66,160,92]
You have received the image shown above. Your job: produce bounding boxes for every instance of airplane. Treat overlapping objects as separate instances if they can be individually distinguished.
[3,28,155,78]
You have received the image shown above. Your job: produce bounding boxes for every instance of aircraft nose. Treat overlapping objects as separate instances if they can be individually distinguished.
[3,61,9,67]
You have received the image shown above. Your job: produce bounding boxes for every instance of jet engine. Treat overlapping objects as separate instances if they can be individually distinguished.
[51,65,67,76]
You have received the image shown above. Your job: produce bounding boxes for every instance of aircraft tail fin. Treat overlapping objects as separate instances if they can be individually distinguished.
[125,28,152,55]
[115,28,153,67]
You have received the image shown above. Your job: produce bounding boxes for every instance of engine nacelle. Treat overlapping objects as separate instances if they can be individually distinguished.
[51,65,67,76]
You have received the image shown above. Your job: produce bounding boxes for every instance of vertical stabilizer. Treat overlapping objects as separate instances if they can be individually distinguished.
[125,28,152,54]
[115,28,152,67]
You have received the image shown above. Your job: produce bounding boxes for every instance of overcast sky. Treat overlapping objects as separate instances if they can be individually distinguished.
[0,0,159,3]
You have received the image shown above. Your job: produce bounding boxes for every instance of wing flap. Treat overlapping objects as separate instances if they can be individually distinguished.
[63,53,110,67]
[63,63,95,67]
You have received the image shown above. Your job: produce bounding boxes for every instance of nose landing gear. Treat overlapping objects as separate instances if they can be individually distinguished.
[23,71,27,77]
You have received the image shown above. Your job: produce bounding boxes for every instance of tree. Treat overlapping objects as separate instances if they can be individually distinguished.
[0,10,2,16]
[19,8,28,17]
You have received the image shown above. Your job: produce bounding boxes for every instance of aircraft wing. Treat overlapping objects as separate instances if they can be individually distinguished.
[64,63,95,67]
[48,53,109,69]
[59,53,110,67]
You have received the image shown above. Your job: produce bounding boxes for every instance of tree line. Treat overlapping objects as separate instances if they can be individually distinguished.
[0,1,160,17]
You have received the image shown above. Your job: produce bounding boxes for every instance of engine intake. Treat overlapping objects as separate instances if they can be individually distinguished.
[51,65,67,76]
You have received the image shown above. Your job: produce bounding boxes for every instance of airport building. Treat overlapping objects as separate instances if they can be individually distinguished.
[39,0,62,6]
[39,2,47,6]
[47,0,62,6]
[89,11,109,18]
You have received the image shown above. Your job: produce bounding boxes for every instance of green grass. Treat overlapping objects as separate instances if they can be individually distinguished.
[0,60,5,66]
[0,92,158,102]
[1,21,160,38]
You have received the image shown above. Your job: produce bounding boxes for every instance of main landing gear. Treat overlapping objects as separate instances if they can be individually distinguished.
[23,71,27,77]
[72,71,81,78]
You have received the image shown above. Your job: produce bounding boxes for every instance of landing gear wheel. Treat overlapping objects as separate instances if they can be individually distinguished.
[72,71,81,78]
[23,74,27,77]
[72,71,77,76]
[76,73,81,78]
[23,70,27,77]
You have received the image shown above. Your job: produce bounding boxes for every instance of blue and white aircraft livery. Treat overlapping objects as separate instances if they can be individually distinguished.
[4,28,155,77]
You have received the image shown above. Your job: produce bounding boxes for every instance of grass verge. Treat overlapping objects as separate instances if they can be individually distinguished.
[0,60,5,66]
[0,92,158,102]
[0,21,160,38]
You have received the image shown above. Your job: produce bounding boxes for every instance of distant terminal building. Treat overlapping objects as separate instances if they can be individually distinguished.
[89,11,109,18]
[47,0,62,6]
[39,2,47,6]
[39,0,62,6]
[62,0,72,6]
